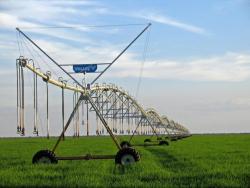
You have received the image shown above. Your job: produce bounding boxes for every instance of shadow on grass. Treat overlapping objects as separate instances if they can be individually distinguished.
[112,163,140,175]
[112,164,126,174]
[144,147,197,173]
[142,147,249,187]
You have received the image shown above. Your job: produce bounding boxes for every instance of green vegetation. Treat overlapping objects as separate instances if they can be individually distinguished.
[0,134,249,187]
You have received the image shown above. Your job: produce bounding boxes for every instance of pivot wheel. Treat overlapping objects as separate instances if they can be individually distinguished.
[144,138,151,143]
[159,140,169,146]
[115,147,140,165]
[32,150,58,164]
[120,141,131,148]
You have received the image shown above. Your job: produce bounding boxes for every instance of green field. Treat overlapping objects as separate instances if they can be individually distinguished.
[0,134,249,187]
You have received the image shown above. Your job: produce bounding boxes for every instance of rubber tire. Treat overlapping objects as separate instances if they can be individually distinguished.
[144,138,151,143]
[120,141,131,148]
[115,147,140,165]
[159,140,169,145]
[32,150,58,164]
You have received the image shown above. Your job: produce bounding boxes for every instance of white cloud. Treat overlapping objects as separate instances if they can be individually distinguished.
[4,29,250,83]
[48,0,101,7]
[231,97,250,106]
[0,0,115,62]
[1,17,249,83]
[0,0,103,22]
[110,51,250,82]
[134,13,208,35]
[0,12,39,29]
[0,0,107,30]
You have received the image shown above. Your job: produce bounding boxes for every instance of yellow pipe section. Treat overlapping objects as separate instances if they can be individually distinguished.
[25,63,85,93]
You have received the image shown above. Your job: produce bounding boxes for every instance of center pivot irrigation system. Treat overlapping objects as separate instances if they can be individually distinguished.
[16,23,190,165]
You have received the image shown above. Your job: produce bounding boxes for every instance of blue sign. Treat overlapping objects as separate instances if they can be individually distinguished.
[73,64,97,73]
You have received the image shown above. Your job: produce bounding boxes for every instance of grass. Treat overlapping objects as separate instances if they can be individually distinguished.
[0,134,250,187]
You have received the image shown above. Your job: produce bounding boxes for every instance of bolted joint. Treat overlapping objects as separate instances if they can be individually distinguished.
[18,58,27,67]
[42,71,51,82]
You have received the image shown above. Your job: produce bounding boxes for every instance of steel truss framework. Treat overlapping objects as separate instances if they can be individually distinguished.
[90,84,190,139]
[16,57,190,141]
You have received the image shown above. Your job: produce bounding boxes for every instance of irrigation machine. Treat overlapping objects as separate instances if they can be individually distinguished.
[15,23,190,166]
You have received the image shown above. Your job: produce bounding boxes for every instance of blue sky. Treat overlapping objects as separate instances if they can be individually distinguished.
[0,0,250,136]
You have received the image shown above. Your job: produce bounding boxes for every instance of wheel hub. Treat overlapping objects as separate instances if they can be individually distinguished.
[121,154,135,165]
[37,156,51,164]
